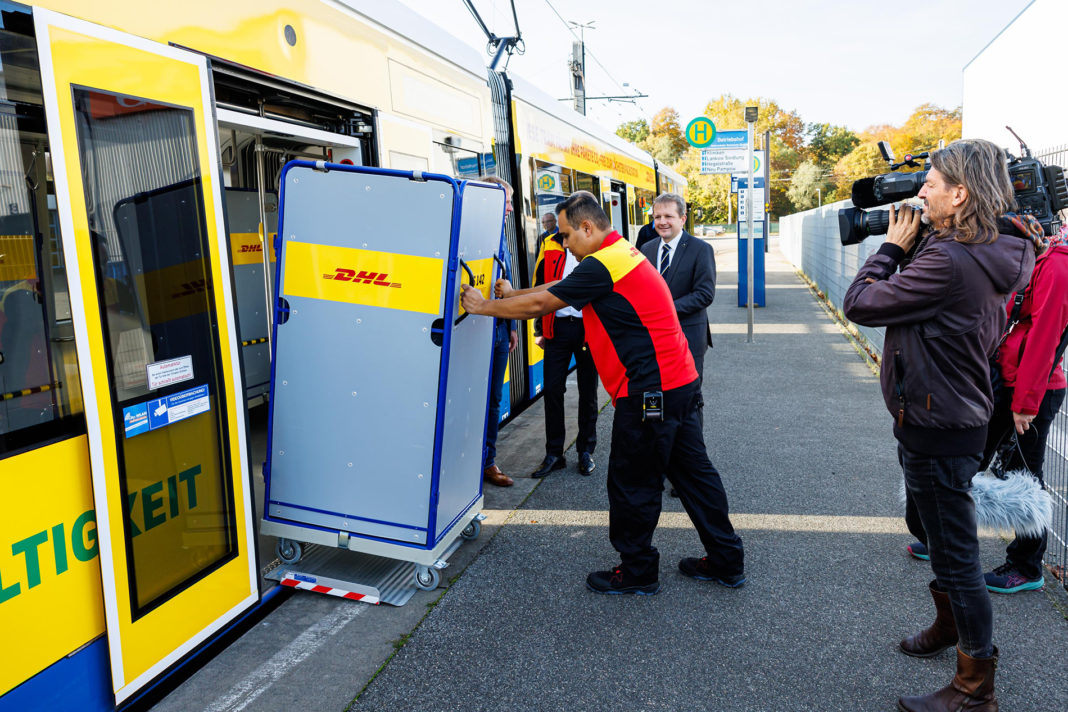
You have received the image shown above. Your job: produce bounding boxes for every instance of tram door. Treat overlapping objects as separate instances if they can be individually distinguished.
[609,191,624,235]
[34,9,257,703]
[215,115,365,405]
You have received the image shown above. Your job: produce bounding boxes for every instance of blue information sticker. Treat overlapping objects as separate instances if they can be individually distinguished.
[122,402,150,438]
[126,384,211,438]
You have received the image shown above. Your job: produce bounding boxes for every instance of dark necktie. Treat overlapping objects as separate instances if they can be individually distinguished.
[660,243,671,275]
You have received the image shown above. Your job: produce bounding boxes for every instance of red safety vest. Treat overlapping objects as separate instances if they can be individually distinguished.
[533,231,567,339]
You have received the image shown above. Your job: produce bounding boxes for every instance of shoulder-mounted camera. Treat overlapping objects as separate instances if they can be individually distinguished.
[838,129,1068,245]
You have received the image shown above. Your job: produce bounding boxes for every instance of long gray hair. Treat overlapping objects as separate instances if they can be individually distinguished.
[930,139,1016,244]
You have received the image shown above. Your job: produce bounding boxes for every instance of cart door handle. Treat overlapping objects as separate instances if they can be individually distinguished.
[455,258,477,326]
[493,254,508,282]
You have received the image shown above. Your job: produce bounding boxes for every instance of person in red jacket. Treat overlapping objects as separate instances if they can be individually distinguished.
[979,224,1066,592]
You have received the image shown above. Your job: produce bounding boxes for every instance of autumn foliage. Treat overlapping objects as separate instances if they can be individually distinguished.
[616,97,961,223]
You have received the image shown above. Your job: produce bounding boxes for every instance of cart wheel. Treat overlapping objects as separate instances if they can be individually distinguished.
[414,566,440,590]
[460,520,481,541]
[276,538,302,564]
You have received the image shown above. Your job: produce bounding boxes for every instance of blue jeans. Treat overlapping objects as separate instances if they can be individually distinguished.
[483,323,510,468]
[900,444,993,658]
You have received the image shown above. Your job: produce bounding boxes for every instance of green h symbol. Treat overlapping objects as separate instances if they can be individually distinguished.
[693,122,708,142]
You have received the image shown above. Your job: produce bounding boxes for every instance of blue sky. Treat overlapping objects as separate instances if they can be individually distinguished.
[395,0,1033,134]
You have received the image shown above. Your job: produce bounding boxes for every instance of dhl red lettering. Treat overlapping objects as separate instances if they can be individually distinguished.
[322,266,402,288]
[331,268,356,281]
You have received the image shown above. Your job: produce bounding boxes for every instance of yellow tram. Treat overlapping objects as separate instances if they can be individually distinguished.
[0,1,684,708]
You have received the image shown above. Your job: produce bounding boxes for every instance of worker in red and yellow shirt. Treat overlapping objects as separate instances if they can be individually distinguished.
[461,191,745,595]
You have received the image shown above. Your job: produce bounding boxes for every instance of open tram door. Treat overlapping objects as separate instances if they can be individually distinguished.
[34,9,257,703]
[213,95,371,406]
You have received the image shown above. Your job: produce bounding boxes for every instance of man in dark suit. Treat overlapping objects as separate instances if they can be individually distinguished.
[640,193,716,382]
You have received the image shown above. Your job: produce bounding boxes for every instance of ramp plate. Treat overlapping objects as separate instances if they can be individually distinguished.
[266,544,418,607]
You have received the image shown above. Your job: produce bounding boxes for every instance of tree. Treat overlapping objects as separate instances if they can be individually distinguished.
[786,161,829,211]
[702,95,805,151]
[861,104,961,157]
[824,103,962,202]
[616,119,649,145]
[675,147,731,224]
[700,95,806,218]
[807,123,859,167]
[829,143,886,201]
[649,107,688,158]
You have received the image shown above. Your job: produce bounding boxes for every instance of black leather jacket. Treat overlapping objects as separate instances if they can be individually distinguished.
[844,229,1035,456]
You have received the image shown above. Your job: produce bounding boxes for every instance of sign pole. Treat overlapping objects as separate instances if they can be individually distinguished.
[745,107,757,343]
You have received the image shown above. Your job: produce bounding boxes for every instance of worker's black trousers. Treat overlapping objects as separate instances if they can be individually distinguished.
[606,380,744,581]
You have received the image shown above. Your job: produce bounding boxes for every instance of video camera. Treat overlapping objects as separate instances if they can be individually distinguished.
[838,130,1068,245]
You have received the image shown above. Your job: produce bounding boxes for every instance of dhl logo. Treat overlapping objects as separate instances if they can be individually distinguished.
[238,244,262,254]
[323,268,402,288]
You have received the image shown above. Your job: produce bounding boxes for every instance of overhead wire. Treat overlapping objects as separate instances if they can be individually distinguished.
[541,0,651,124]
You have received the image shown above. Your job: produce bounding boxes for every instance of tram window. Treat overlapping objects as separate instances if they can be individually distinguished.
[72,88,237,618]
[432,140,481,179]
[0,14,86,458]
[635,188,655,225]
[574,172,598,195]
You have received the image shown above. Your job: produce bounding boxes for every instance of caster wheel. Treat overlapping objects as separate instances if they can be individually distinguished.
[414,566,440,590]
[460,520,481,540]
[276,538,302,564]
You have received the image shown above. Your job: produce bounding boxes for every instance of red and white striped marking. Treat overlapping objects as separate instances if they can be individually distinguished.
[280,576,380,604]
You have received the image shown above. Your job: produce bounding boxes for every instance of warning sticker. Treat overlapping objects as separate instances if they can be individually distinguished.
[146,355,194,390]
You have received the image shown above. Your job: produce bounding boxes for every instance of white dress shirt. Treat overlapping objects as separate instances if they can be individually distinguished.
[657,231,682,273]
[555,249,583,318]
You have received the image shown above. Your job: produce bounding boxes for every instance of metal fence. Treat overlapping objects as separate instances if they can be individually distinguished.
[780,191,1068,591]
[1033,145,1068,588]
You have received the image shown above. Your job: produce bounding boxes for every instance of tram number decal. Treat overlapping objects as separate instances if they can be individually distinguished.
[324,268,402,288]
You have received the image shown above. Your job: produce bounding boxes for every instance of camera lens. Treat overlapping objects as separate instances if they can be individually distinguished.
[838,207,891,245]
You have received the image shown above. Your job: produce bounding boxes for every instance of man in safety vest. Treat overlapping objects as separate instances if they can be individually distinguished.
[461,191,745,596]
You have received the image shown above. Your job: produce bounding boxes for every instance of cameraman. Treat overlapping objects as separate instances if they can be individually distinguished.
[843,139,1038,712]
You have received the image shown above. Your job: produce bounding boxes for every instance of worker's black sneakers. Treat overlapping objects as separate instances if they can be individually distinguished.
[586,567,660,595]
[678,557,747,588]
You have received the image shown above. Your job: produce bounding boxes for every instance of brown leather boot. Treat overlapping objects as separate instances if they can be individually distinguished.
[900,581,959,657]
[897,646,998,712]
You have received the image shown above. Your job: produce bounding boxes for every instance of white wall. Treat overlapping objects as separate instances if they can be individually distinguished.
[963,0,1068,150]
[779,200,887,356]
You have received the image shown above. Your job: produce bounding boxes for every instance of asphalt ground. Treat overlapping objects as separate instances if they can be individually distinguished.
[152,236,1068,712]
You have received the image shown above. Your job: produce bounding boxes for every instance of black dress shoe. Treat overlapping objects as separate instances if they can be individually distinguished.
[531,454,566,478]
[579,452,595,476]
